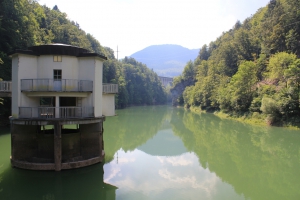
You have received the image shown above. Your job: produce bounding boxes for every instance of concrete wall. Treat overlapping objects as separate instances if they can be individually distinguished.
[78,57,103,117]
[37,55,79,80]
[12,54,38,118]
[12,53,107,118]
[78,58,95,110]
[102,94,115,116]
[11,55,19,118]
[94,59,103,117]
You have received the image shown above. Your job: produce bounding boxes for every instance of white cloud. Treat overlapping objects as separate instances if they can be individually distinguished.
[103,150,244,199]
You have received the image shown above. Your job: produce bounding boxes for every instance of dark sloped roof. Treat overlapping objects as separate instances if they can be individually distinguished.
[10,43,107,60]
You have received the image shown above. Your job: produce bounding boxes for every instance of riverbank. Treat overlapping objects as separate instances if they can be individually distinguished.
[189,106,300,129]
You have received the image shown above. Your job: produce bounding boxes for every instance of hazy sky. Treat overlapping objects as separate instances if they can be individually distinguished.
[38,0,270,59]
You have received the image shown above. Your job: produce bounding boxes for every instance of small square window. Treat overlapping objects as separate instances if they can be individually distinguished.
[53,55,62,62]
[54,70,62,80]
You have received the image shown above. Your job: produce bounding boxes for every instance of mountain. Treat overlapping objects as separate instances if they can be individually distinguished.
[130,44,199,77]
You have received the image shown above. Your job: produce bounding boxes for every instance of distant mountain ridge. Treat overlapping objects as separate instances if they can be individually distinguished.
[130,44,199,77]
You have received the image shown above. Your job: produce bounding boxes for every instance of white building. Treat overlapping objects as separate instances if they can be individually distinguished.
[9,44,117,171]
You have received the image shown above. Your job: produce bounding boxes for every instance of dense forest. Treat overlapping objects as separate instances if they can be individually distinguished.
[172,0,300,126]
[0,0,167,116]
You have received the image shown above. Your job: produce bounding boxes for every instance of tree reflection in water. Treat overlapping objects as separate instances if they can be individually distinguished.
[171,108,300,200]
[1,106,300,200]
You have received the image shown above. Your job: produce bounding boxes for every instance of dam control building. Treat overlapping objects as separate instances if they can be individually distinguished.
[9,44,118,171]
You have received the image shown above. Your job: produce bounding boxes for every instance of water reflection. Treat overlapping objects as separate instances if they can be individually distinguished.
[171,108,300,200]
[1,106,300,200]
[104,150,243,200]
[104,106,300,200]
[0,163,117,200]
[137,128,187,156]
[0,128,117,200]
[104,106,245,199]
[104,106,170,162]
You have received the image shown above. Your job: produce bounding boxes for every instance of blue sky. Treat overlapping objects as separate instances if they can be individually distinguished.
[37,0,270,58]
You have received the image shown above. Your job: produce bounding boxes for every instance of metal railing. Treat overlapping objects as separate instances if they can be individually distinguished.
[19,107,94,119]
[21,79,93,92]
[1,81,118,94]
[0,81,12,92]
[103,84,118,94]
[59,107,94,118]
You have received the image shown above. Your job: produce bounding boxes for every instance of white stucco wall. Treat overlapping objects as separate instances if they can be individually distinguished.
[12,54,38,118]
[78,58,95,110]
[37,55,60,79]
[37,55,78,80]
[94,59,103,117]
[78,57,104,117]
[102,94,115,116]
[12,51,108,119]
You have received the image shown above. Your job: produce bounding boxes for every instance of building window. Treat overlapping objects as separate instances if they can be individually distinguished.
[53,55,62,62]
[53,70,62,80]
[40,97,55,106]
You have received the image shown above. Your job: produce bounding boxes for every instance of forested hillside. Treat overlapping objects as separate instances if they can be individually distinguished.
[172,0,300,125]
[0,0,166,115]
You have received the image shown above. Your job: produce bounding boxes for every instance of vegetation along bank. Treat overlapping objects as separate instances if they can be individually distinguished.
[171,0,300,127]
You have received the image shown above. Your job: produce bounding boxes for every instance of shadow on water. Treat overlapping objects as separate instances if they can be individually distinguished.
[1,106,300,199]
[0,127,117,200]
[171,108,300,200]
[0,162,117,200]
[0,105,169,200]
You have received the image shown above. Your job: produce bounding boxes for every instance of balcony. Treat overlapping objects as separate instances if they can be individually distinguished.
[19,107,94,119]
[0,81,12,97]
[21,79,93,92]
[0,81,12,91]
[103,83,118,94]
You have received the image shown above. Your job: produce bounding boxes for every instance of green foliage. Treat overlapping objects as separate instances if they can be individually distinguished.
[182,61,195,81]
[198,44,210,61]
[267,52,297,81]
[103,56,167,108]
[0,0,167,110]
[122,57,167,106]
[261,96,279,116]
[173,0,300,125]
[219,61,258,112]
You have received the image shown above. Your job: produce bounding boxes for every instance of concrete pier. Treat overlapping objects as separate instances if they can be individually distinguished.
[10,117,105,171]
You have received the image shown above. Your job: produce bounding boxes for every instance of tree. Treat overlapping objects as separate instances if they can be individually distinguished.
[198,44,210,61]
[0,59,3,105]
[53,5,59,11]
[266,52,297,83]
[220,61,258,112]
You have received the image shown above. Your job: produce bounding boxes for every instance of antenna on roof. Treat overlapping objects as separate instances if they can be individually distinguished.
[116,46,120,60]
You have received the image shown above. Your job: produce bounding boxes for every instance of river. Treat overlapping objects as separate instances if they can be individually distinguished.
[0,105,300,200]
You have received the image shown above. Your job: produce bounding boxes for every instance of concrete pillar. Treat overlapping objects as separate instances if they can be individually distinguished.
[99,122,103,156]
[55,96,59,118]
[10,123,15,166]
[54,122,62,171]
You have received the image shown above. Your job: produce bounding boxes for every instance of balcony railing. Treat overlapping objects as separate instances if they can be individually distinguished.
[0,81,12,92]
[21,79,93,92]
[103,84,118,94]
[19,107,94,119]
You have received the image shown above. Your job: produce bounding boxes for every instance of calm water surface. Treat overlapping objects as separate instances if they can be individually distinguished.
[0,105,300,200]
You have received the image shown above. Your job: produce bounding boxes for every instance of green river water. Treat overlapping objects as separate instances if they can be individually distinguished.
[0,105,300,200]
